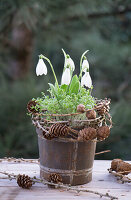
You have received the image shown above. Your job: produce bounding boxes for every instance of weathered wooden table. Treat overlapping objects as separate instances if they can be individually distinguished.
[0,160,130,200]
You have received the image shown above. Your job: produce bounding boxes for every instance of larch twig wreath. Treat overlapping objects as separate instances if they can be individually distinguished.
[27,49,112,186]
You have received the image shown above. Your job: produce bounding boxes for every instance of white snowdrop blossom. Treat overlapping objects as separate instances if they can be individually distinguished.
[36,58,47,76]
[81,72,92,88]
[61,68,71,85]
[82,59,89,72]
[65,57,75,71]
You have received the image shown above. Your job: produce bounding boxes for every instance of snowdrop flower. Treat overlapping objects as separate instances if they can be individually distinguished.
[61,68,71,85]
[81,72,92,88]
[82,59,89,72]
[65,55,75,71]
[36,58,47,76]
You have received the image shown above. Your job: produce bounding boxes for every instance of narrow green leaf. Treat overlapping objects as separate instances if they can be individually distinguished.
[48,83,55,96]
[69,75,80,95]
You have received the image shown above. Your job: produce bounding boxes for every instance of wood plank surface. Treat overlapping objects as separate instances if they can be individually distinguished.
[0,160,130,200]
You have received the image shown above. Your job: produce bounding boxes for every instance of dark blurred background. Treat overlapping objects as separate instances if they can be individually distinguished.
[0,0,131,160]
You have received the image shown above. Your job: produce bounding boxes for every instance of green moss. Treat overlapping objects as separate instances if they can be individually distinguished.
[35,86,95,114]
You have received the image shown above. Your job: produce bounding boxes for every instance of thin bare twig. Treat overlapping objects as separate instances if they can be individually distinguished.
[34,177,118,199]
[105,113,113,129]
[32,120,49,134]
[118,171,131,175]
[108,169,131,183]
[95,150,111,155]
[0,157,39,164]
[0,171,118,199]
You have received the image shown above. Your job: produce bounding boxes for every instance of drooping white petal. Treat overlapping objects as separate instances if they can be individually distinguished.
[36,59,47,76]
[81,72,92,88]
[82,59,89,72]
[65,57,75,71]
[61,68,71,85]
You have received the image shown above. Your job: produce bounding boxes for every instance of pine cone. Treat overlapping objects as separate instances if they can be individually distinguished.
[27,100,39,113]
[49,124,69,138]
[48,173,62,183]
[77,104,85,113]
[78,127,97,141]
[86,110,96,119]
[111,159,123,171]
[116,162,131,175]
[97,126,110,141]
[17,174,33,189]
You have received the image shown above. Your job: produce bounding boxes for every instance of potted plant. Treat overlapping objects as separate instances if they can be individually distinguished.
[27,49,112,185]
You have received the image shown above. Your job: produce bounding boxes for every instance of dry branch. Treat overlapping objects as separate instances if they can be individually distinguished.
[0,157,39,164]
[95,150,111,155]
[0,171,118,199]
[108,169,131,183]
[32,120,49,134]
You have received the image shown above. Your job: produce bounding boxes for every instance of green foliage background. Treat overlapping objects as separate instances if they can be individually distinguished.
[0,0,131,159]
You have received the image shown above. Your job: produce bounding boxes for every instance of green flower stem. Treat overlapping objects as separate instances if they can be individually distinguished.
[79,70,83,81]
[62,48,67,69]
[79,50,89,81]
[39,54,59,87]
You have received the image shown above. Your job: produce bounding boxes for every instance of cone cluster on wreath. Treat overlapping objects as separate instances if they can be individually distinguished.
[27,98,112,142]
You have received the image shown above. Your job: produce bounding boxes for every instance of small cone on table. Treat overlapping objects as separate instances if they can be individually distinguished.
[111,159,123,171]
[17,174,33,189]
[116,162,131,175]
[48,173,62,184]
[111,159,131,175]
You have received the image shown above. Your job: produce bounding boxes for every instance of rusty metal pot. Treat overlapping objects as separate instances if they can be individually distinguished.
[36,128,96,186]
